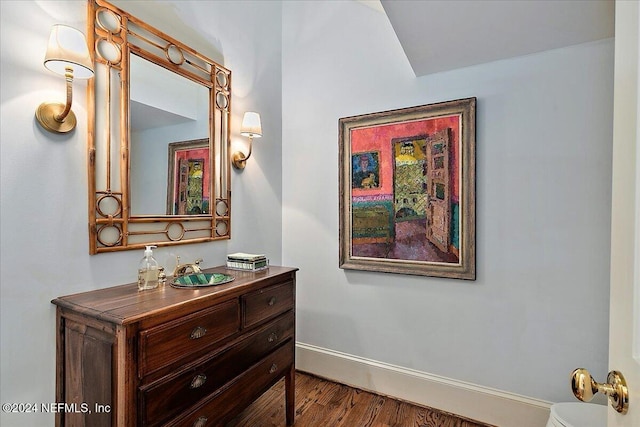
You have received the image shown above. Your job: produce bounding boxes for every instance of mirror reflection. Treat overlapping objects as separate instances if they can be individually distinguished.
[129,55,210,216]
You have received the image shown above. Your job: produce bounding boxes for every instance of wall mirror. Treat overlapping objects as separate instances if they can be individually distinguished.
[87,0,231,254]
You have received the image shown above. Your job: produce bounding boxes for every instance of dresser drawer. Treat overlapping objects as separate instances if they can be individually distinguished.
[242,281,294,328]
[139,300,240,377]
[166,340,294,427]
[139,312,294,427]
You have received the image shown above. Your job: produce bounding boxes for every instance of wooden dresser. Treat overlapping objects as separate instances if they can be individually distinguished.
[52,266,297,427]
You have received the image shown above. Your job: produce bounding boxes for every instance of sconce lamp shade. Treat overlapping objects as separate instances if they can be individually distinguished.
[44,25,94,79]
[240,112,262,138]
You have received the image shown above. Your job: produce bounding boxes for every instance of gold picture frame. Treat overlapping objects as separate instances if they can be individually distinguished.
[339,98,476,280]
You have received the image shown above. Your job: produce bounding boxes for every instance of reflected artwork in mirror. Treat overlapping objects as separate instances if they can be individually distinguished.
[166,139,210,216]
[87,0,231,254]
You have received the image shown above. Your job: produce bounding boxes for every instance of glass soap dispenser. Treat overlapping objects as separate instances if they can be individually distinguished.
[138,245,159,290]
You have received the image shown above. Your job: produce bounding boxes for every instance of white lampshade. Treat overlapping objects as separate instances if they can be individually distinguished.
[44,25,94,79]
[240,112,262,138]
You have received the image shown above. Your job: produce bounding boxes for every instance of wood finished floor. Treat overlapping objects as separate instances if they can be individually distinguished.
[226,371,491,427]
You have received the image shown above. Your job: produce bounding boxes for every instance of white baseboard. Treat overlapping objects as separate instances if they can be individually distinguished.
[295,342,551,427]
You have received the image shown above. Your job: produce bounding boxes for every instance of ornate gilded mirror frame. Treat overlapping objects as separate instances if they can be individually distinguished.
[87,0,231,254]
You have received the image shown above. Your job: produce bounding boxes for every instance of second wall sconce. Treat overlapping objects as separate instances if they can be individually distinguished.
[232,112,262,170]
[36,24,94,134]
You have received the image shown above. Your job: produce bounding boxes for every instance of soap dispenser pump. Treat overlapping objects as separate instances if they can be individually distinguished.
[138,245,159,291]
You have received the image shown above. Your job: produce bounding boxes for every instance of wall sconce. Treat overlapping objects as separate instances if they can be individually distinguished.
[35,24,94,134]
[232,112,262,170]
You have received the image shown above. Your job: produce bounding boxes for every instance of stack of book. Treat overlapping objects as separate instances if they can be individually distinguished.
[226,252,269,271]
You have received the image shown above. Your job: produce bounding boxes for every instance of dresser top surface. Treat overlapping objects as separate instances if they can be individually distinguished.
[52,266,297,325]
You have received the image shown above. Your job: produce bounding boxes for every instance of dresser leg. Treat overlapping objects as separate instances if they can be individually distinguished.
[285,366,295,425]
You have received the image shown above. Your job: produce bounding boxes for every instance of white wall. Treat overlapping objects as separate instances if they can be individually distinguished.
[0,1,281,425]
[282,0,613,406]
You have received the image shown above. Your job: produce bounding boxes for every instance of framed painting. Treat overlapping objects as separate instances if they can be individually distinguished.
[166,138,210,215]
[339,98,476,280]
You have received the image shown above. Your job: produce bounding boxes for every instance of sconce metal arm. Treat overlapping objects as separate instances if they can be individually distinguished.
[244,137,253,161]
[35,67,78,134]
[232,137,253,169]
[55,69,75,123]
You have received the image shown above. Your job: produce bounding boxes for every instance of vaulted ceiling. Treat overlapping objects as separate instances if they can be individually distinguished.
[379,0,615,77]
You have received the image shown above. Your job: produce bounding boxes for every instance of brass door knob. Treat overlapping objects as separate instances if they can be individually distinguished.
[571,368,629,414]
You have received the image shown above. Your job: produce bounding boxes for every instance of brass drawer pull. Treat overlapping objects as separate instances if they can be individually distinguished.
[268,332,278,343]
[190,374,207,389]
[193,416,208,427]
[268,296,277,306]
[269,363,278,374]
[190,326,207,340]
